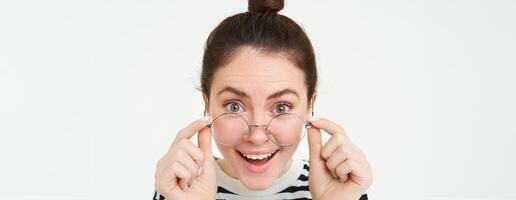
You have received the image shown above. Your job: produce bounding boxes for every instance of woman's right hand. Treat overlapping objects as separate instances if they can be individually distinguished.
[155,119,217,200]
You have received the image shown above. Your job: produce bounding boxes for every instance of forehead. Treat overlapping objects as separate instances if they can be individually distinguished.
[211,48,306,98]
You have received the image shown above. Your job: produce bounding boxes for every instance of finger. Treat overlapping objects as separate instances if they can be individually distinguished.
[309,118,346,136]
[173,119,209,144]
[170,162,192,191]
[307,126,324,165]
[320,134,342,160]
[175,152,201,186]
[157,161,185,191]
[325,146,350,178]
[197,126,213,176]
[157,141,204,177]
[176,139,205,166]
[346,159,374,188]
[156,154,179,179]
[198,125,212,155]
[335,161,352,183]
[155,156,169,176]
[155,161,171,187]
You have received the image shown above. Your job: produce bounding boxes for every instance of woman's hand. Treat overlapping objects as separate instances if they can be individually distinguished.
[307,118,373,200]
[155,119,217,200]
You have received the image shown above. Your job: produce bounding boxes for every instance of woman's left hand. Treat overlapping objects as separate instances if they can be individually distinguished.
[307,118,373,200]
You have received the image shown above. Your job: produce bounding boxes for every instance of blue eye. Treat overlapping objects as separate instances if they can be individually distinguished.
[275,103,290,114]
[225,102,243,113]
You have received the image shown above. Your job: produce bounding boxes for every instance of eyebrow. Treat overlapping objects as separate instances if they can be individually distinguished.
[216,86,249,98]
[267,88,300,100]
[216,86,300,100]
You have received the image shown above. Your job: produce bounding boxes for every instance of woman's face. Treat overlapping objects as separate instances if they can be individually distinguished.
[206,47,312,190]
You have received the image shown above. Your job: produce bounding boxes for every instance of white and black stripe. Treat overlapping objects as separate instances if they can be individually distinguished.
[153,160,368,200]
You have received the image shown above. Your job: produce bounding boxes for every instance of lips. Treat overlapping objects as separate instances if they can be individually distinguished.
[236,149,279,173]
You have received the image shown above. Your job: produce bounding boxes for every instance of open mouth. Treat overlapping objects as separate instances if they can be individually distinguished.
[236,149,279,173]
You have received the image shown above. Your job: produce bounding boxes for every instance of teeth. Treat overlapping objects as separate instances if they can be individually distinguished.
[241,151,275,160]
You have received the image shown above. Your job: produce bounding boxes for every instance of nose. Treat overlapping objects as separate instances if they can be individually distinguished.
[246,124,269,145]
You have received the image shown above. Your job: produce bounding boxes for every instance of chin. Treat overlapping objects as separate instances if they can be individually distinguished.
[239,173,276,190]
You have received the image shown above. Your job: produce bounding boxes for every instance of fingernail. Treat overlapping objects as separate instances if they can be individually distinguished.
[183,184,189,192]
[190,180,196,190]
[197,167,203,176]
[199,116,209,121]
[308,115,320,122]
[332,171,338,179]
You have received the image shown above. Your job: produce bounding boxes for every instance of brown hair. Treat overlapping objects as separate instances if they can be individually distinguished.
[201,0,317,105]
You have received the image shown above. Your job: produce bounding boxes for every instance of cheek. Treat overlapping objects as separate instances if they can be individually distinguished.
[270,122,304,145]
[278,145,298,162]
[211,118,247,146]
[272,145,297,175]
[215,143,234,158]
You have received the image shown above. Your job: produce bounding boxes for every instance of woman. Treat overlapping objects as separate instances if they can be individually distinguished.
[154,0,373,199]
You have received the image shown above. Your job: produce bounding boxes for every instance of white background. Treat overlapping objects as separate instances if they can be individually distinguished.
[1,0,515,200]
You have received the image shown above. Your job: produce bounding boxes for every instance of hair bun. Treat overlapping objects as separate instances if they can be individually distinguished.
[248,0,284,13]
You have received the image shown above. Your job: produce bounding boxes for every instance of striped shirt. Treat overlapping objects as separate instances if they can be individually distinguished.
[153,158,368,200]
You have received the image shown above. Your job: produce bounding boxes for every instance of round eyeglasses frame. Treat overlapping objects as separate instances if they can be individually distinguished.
[206,112,311,147]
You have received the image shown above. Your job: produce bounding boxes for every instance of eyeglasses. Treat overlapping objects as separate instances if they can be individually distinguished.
[207,112,310,147]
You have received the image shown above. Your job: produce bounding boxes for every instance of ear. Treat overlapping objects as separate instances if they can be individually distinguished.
[202,93,209,116]
[309,91,318,115]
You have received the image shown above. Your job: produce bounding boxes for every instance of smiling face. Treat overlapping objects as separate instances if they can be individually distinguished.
[205,47,313,190]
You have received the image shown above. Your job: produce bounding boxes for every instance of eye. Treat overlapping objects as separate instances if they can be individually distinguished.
[225,102,244,113]
[274,103,291,114]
